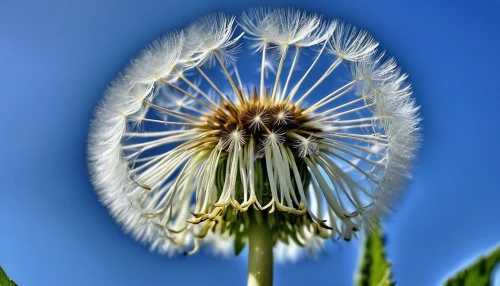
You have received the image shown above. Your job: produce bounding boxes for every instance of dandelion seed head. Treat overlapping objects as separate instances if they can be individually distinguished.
[88,7,421,261]
[328,21,379,62]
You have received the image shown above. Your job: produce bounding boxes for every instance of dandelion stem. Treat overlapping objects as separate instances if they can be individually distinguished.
[247,212,273,286]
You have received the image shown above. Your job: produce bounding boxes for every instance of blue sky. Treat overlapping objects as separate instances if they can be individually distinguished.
[1,0,500,285]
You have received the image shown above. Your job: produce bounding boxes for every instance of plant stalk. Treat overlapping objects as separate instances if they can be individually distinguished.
[247,214,273,286]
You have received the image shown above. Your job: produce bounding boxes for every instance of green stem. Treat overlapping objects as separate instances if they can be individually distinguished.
[247,213,274,286]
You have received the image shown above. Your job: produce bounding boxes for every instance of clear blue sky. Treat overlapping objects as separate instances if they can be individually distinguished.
[1,0,499,285]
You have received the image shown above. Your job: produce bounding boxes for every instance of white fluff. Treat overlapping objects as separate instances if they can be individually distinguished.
[346,53,421,227]
[126,32,184,84]
[239,7,332,50]
[181,12,242,68]
[88,7,421,262]
[328,21,379,61]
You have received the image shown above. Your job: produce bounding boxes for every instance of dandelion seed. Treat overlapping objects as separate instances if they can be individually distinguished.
[88,6,420,279]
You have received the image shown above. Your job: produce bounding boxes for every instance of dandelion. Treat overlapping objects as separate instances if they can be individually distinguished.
[88,7,420,286]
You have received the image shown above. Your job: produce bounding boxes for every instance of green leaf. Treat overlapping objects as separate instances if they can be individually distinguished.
[0,267,10,286]
[0,266,17,286]
[355,223,395,286]
[444,245,500,286]
[234,231,246,256]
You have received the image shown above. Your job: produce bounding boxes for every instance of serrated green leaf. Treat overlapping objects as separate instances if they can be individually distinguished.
[444,245,500,286]
[0,266,17,286]
[355,223,395,286]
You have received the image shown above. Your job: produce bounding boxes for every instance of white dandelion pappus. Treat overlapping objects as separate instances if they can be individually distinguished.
[88,7,420,260]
